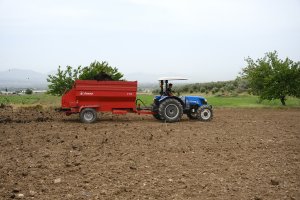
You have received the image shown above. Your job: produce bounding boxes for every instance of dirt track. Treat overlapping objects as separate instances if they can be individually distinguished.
[0,107,299,200]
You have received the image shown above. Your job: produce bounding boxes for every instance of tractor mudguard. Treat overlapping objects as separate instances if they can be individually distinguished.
[158,96,185,107]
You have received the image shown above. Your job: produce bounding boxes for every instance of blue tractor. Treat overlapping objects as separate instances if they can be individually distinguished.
[151,77,213,123]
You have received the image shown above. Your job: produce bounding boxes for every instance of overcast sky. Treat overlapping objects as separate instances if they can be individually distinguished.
[0,0,299,82]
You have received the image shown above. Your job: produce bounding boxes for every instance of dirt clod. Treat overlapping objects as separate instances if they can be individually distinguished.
[16,194,24,199]
[12,189,19,193]
[270,179,280,185]
[54,178,62,184]
[29,190,36,197]
[129,166,137,170]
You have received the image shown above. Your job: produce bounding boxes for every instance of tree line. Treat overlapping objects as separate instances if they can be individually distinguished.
[47,51,300,105]
[153,78,249,97]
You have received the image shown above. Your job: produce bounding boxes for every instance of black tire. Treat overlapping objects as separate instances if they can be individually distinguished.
[197,105,213,121]
[187,108,198,120]
[80,108,97,123]
[152,104,163,120]
[153,113,162,120]
[158,98,183,123]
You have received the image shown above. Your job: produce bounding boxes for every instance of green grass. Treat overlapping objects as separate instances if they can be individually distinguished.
[1,93,299,108]
[0,94,60,107]
[137,93,300,108]
[207,95,300,107]
[136,94,155,106]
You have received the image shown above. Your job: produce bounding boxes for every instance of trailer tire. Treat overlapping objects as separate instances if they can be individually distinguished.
[158,98,183,123]
[80,108,97,123]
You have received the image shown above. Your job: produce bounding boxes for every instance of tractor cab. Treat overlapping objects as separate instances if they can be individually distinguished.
[152,77,213,122]
[154,77,188,102]
[158,77,188,96]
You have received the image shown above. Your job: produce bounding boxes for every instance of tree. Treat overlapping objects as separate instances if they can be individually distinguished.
[47,66,81,96]
[25,88,33,95]
[79,61,123,80]
[242,51,300,105]
[47,61,123,96]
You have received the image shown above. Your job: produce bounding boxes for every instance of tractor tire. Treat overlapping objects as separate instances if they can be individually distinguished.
[197,105,213,121]
[187,110,198,120]
[153,113,162,120]
[158,98,183,123]
[80,108,97,123]
[152,104,164,120]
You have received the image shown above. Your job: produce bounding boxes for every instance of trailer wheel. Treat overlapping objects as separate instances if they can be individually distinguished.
[197,105,213,121]
[80,108,97,123]
[158,98,183,123]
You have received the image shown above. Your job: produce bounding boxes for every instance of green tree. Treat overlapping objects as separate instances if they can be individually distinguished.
[242,51,300,105]
[25,88,33,95]
[47,66,81,96]
[211,87,219,94]
[235,77,249,93]
[79,61,123,80]
[47,60,123,96]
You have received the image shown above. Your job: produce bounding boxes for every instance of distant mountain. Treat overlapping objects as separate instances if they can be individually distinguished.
[0,69,48,89]
[0,69,197,91]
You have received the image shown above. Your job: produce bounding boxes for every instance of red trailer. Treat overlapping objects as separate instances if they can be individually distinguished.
[61,80,152,123]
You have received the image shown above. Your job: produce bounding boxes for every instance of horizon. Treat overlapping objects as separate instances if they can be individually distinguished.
[0,68,241,85]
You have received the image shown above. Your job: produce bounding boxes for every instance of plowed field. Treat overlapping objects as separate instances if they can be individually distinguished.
[0,107,299,200]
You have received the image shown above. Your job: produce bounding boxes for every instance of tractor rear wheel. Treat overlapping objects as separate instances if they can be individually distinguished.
[153,113,162,120]
[158,98,183,123]
[197,105,213,121]
[80,108,97,123]
[152,104,163,120]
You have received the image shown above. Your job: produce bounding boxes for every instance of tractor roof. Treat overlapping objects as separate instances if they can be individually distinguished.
[158,77,188,81]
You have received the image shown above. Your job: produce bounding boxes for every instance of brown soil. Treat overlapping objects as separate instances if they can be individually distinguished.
[0,107,299,200]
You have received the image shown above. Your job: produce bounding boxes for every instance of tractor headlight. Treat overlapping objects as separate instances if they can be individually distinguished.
[204,98,207,103]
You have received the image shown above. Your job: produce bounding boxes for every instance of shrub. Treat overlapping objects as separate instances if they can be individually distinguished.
[25,89,33,95]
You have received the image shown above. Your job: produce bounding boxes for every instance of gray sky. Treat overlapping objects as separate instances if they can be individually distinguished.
[0,0,300,82]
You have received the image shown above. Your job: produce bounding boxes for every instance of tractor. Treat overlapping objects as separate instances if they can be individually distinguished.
[151,77,213,122]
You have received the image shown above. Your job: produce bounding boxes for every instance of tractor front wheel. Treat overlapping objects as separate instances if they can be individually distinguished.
[158,98,183,123]
[197,105,213,121]
[80,108,97,123]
